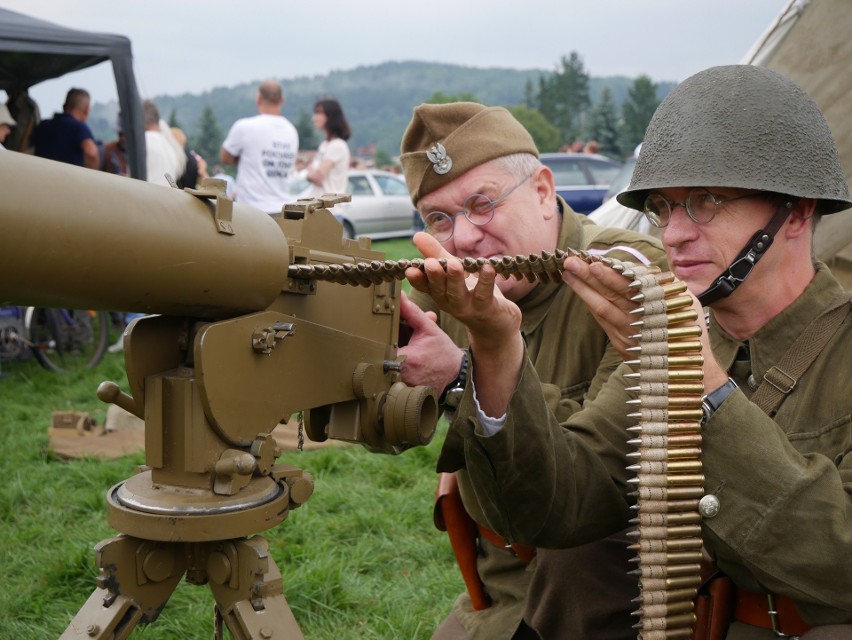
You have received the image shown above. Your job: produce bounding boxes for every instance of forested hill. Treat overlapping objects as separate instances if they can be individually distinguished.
[89,60,676,162]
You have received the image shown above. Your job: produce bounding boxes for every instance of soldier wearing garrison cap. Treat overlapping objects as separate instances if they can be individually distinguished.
[406,66,852,639]
[397,102,667,639]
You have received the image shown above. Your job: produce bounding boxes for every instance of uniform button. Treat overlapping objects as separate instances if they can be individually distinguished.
[699,494,721,519]
[747,374,758,391]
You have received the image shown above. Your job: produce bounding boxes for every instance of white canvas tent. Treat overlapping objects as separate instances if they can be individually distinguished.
[741,0,852,280]
[591,0,852,285]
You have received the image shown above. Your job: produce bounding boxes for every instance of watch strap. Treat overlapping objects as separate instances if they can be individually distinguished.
[439,351,469,408]
[701,378,738,424]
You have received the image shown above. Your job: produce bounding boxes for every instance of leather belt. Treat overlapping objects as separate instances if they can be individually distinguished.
[735,588,810,637]
[476,523,537,564]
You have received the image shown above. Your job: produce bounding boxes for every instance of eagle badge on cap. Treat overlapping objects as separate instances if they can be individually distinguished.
[426,142,452,175]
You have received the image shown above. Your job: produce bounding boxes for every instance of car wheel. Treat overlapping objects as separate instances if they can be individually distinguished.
[342,220,355,239]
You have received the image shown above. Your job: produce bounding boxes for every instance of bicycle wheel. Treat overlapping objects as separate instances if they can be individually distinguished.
[25,307,110,373]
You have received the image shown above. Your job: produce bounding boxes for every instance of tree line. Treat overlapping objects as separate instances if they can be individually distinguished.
[516,52,661,159]
[422,53,662,161]
[94,56,671,170]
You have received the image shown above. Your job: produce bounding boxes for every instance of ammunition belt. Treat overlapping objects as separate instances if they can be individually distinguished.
[290,250,705,640]
[619,263,704,640]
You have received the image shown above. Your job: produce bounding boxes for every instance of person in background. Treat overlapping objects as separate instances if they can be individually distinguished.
[142,99,185,187]
[102,115,128,176]
[305,98,351,197]
[219,79,299,214]
[582,139,600,154]
[171,126,208,189]
[209,164,237,199]
[396,101,667,640]
[0,103,16,149]
[33,88,99,169]
[4,85,39,153]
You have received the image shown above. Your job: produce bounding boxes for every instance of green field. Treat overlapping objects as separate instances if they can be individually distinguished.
[0,237,465,639]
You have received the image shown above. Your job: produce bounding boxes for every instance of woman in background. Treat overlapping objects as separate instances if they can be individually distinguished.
[306,98,351,196]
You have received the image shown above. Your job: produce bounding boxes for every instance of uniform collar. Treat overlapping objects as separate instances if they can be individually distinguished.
[709,263,845,381]
[516,197,586,334]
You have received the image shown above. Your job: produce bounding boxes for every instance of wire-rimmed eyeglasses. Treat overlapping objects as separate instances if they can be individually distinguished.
[422,173,533,242]
[643,188,764,228]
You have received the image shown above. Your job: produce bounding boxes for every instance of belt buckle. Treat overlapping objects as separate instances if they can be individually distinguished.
[767,593,800,639]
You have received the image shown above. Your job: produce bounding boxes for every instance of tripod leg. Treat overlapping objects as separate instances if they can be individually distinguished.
[61,535,186,640]
[208,536,304,640]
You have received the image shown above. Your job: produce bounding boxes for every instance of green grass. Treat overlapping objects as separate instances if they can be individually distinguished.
[0,239,463,639]
[368,237,419,262]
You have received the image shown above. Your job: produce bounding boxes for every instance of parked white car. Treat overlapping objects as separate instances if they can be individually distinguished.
[292,169,419,240]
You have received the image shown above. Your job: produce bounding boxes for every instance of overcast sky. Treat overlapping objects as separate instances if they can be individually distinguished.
[2,0,790,111]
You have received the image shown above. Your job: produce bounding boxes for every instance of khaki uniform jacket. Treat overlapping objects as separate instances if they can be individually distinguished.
[413,200,667,639]
[453,263,852,639]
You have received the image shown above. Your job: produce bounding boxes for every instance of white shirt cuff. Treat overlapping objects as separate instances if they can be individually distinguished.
[472,379,507,436]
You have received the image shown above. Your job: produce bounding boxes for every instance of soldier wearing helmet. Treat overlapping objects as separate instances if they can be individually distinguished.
[406,65,852,638]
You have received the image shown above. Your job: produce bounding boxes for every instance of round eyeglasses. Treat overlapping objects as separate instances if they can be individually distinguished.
[643,188,764,228]
[422,173,533,242]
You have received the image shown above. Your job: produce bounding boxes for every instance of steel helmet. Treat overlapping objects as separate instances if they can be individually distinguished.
[618,65,851,215]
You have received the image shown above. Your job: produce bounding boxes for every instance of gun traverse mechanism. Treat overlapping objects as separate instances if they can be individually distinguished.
[0,152,438,639]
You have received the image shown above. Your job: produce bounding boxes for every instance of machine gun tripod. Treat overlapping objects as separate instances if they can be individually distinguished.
[62,358,314,640]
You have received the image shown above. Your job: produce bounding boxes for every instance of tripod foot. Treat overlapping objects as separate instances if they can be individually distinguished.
[61,535,185,640]
[61,588,144,640]
[63,534,304,639]
[210,537,304,640]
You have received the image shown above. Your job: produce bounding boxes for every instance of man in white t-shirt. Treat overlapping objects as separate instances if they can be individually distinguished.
[220,80,299,214]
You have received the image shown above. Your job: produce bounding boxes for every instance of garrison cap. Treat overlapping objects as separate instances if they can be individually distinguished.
[399,102,538,204]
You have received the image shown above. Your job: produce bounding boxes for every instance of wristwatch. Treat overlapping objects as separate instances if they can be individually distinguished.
[701,378,738,425]
[439,351,469,411]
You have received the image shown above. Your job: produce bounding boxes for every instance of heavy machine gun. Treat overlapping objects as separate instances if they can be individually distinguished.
[0,151,438,639]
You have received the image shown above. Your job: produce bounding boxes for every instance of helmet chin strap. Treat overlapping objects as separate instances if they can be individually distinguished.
[696,199,796,306]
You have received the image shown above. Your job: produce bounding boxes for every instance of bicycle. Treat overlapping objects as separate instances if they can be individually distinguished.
[0,305,111,374]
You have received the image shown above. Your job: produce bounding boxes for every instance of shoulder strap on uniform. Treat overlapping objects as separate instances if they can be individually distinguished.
[750,293,851,416]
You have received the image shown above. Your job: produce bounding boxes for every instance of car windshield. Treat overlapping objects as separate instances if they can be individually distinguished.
[586,159,622,186]
[373,174,408,196]
[547,158,587,186]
